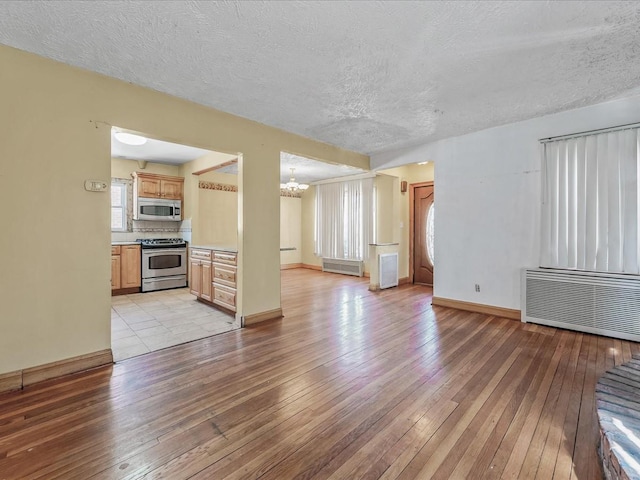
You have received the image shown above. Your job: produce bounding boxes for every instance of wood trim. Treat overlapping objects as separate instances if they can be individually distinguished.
[0,370,22,395]
[409,181,434,285]
[301,263,322,271]
[192,158,238,176]
[111,287,141,296]
[133,171,184,182]
[243,308,284,326]
[22,349,114,387]
[431,296,521,320]
[280,263,302,270]
[399,276,410,285]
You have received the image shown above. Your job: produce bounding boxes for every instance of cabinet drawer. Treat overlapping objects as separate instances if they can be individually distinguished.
[213,265,236,288]
[213,252,237,265]
[111,246,121,255]
[190,248,212,260]
[213,284,236,310]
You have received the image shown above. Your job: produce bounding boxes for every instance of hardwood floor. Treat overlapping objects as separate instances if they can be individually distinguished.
[1,268,637,479]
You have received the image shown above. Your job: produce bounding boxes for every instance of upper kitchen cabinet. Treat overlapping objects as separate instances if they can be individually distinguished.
[133,172,184,201]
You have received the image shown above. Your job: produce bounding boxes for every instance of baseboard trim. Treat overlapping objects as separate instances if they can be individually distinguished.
[112,287,141,296]
[432,296,521,320]
[22,349,114,387]
[243,308,284,326]
[280,263,302,270]
[399,277,410,285]
[301,264,322,271]
[0,370,23,395]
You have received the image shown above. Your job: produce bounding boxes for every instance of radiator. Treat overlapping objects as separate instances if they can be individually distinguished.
[322,258,364,277]
[379,253,399,289]
[522,268,640,342]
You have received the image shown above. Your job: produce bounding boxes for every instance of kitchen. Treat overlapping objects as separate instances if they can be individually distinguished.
[110,129,241,361]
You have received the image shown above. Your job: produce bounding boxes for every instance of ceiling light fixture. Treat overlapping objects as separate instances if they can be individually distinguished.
[114,131,148,146]
[280,168,309,192]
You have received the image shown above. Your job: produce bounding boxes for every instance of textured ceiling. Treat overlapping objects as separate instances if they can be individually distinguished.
[2,1,640,155]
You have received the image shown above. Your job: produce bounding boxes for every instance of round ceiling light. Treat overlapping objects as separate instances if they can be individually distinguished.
[114,131,148,146]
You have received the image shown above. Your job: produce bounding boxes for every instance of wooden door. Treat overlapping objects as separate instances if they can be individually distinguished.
[413,183,434,285]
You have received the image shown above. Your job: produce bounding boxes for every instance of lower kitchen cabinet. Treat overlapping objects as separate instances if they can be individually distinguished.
[111,244,141,295]
[189,247,237,312]
[190,249,213,302]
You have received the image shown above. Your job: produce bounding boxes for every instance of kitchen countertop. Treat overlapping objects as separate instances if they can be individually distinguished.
[190,245,238,253]
[112,241,142,245]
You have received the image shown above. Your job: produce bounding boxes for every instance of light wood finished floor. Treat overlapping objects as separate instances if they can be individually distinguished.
[1,269,638,479]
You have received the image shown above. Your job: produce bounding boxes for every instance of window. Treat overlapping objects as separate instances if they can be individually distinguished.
[111,181,127,231]
[540,126,640,274]
[315,178,374,261]
[426,203,435,265]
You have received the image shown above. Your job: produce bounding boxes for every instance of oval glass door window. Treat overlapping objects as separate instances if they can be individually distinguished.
[426,203,435,265]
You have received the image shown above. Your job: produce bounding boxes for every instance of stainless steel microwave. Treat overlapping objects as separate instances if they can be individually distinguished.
[134,197,182,221]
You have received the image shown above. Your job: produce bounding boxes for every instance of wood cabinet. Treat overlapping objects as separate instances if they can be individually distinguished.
[189,247,237,312]
[111,254,121,290]
[120,245,142,289]
[111,244,141,295]
[133,172,184,201]
[190,249,213,302]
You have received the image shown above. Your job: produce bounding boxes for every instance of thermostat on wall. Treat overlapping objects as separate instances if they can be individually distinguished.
[84,180,108,192]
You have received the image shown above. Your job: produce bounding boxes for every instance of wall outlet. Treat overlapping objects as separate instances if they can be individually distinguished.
[475,284,480,292]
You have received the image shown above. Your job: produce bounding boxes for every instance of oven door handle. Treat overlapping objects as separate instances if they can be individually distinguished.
[143,249,186,255]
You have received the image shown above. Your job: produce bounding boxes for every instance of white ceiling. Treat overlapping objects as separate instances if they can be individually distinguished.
[2,1,640,155]
[111,129,364,183]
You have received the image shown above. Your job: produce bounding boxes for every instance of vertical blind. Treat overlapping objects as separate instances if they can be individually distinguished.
[540,126,640,274]
[315,178,374,261]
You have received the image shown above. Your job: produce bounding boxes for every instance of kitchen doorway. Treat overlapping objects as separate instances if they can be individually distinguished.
[110,127,240,361]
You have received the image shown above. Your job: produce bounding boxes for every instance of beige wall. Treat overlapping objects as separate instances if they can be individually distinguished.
[111,158,181,179]
[378,162,435,280]
[280,197,302,265]
[375,174,399,245]
[197,171,239,247]
[0,44,368,375]
[301,186,319,268]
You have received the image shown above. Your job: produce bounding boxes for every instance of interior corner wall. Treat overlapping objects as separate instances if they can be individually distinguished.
[301,186,319,268]
[111,158,181,179]
[280,196,302,266]
[0,44,368,376]
[377,163,435,280]
[372,94,640,310]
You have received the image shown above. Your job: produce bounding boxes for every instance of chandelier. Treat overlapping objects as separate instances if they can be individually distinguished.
[280,168,309,192]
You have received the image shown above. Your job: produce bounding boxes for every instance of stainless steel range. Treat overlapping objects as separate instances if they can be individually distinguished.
[139,238,187,292]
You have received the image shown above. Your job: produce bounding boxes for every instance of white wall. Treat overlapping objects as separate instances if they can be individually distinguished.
[372,94,640,310]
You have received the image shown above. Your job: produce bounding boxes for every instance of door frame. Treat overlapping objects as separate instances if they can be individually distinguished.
[409,181,434,284]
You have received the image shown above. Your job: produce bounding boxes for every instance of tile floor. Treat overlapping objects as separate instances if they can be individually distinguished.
[111,287,237,361]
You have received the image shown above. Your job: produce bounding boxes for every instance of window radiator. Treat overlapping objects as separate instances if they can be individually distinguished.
[321,258,364,277]
[379,253,399,289]
[522,268,640,342]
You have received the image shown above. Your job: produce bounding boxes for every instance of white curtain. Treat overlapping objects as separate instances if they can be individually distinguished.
[315,178,374,261]
[540,127,640,274]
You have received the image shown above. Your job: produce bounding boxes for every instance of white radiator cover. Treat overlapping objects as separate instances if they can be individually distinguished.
[522,268,640,342]
[322,258,364,277]
[379,253,399,289]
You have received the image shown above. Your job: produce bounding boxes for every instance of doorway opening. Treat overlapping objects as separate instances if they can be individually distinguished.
[110,127,240,361]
